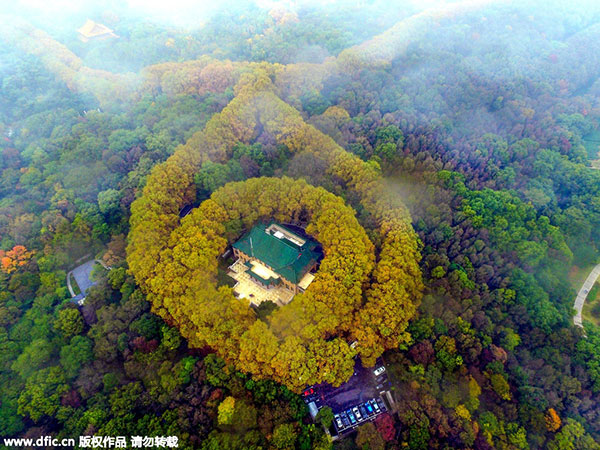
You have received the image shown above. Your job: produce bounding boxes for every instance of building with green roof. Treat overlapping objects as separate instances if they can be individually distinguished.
[231,222,322,294]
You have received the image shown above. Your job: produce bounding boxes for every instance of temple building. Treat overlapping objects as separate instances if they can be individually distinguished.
[228,222,322,306]
[77,19,118,42]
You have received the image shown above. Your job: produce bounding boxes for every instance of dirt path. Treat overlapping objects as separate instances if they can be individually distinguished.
[574,263,600,328]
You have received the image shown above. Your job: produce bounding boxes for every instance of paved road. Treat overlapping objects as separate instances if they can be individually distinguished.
[573,263,600,327]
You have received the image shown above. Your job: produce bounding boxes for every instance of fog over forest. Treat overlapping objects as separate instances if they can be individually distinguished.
[1,1,600,449]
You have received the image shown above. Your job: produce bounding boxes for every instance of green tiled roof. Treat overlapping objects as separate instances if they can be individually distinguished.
[233,223,321,284]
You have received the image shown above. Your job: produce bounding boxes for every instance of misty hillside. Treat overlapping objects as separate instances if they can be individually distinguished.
[0,1,599,449]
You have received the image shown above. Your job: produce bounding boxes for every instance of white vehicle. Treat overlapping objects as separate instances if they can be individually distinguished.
[371,399,380,412]
[373,366,386,376]
[353,407,362,421]
[335,415,343,429]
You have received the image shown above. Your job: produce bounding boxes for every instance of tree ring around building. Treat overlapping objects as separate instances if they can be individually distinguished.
[127,78,424,390]
[142,176,376,391]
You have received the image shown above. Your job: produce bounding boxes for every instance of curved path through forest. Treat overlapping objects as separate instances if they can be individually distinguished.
[574,263,600,328]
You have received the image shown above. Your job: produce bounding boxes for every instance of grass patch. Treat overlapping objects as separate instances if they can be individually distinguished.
[582,281,600,327]
[568,263,597,291]
[69,273,81,296]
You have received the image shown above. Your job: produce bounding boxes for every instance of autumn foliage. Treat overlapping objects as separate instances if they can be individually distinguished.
[127,70,423,391]
[132,177,373,390]
[545,408,562,432]
[0,245,34,274]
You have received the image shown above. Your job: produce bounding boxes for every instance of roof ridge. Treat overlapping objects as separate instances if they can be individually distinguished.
[233,222,321,284]
[262,232,299,269]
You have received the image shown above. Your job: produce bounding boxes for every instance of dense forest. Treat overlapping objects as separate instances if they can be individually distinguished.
[1,0,600,448]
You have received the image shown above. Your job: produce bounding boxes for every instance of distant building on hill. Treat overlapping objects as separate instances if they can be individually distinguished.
[228,222,322,306]
[77,19,118,43]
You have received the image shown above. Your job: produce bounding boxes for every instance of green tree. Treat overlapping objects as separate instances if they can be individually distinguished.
[160,325,181,351]
[0,376,24,436]
[547,419,600,450]
[255,300,278,322]
[490,373,511,401]
[431,266,446,279]
[218,397,236,426]
[60,335,93,379]
[217,396,257,432]
[17,366,68,421]
[97,189,121,216]
[109,382,143,417]
[55,308,84,338]
[271,423,297,449]
[11,338,53,379]
[408,424,430,450]
[315,406,334,429]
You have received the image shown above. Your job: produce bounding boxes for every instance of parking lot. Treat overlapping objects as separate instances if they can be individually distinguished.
[333,396,387,433]
[302,358,391,435]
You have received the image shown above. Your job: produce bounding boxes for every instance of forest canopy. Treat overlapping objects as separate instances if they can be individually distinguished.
[127,148,423,390]
[2,0,600,448]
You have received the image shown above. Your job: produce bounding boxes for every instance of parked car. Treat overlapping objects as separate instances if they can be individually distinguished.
[335,415,343,429]
[371,399,380,412]
[373,366,386,376]
[340,412,350,427]
[347,410,357,424]
[303,388,314,397]
[377,397,387,411]
[353,407,362,421]
[365,402,374,415]
[359,405,368,418]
